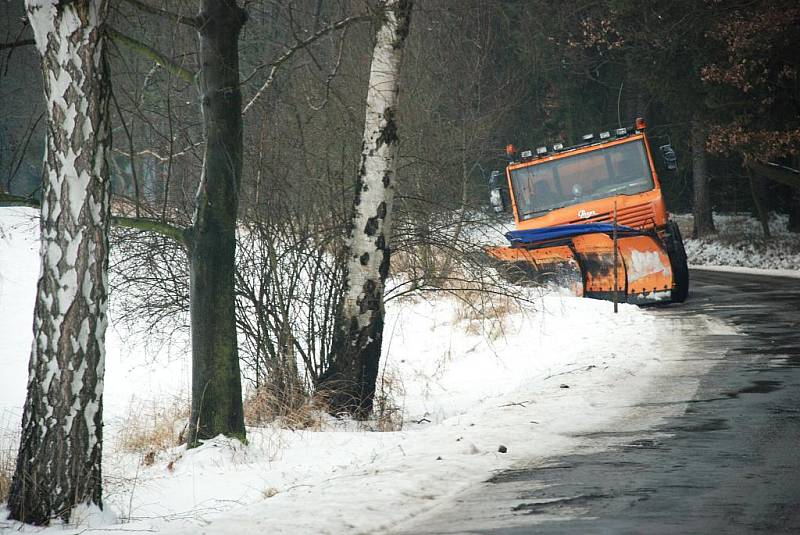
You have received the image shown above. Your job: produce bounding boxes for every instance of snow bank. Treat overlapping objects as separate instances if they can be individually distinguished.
[83,292,707,535]
[691,264,800,279]
[675,212,800,272]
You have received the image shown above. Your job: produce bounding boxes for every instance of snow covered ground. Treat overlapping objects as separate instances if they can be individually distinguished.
[675,212,800,272]
[0,206,744,534]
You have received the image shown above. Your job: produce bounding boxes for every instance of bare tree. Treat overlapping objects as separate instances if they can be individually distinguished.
[319,0,413,416]
[747,169,772,239]
[106,0,367,441]
[8,0,111,524]
[691,117,715,237]
[184,0,248,445]
[394,0,520,286]
[114,0,251,444]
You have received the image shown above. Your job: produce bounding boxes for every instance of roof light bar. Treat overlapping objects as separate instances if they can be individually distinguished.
[599,131,610,139]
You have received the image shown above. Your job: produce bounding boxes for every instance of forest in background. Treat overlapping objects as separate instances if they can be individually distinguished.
[3,1,798,232]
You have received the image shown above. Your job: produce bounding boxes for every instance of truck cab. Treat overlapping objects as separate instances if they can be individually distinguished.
[506,121,668,233]
[488,118,689,304]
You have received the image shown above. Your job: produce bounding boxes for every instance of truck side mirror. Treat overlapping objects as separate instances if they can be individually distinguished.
[489,170,505,213]
[659,144,678,170]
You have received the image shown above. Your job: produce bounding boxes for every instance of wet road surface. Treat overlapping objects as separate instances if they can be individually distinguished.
[400,269,800,534]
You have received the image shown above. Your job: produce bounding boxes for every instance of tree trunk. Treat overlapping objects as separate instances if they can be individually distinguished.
[790,157,800,233]
[623,80,647,126]
[748,170,772,239]
[319,0,413,417]
[691,118,715,237]
[744,159,800,189]
[187,0,247,445]
[8,0,111,524]
[790,187,800,233]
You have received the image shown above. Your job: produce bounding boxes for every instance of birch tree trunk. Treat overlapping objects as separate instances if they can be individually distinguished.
[187,0,247,445]
[691,118,715,237]
[319,0,413,417]
[8,0,111,524]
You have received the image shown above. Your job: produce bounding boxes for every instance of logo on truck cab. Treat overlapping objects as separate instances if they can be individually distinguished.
[577,209,597,219]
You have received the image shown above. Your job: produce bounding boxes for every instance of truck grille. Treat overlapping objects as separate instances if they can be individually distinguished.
[569,203,656,229]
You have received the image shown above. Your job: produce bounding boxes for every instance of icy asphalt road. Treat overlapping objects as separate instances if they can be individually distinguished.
[397,269,800,534]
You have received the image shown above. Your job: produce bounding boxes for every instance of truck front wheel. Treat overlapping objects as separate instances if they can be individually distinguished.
[664,220,689,303]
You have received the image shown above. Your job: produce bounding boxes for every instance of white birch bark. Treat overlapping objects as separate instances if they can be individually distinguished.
[323,0,412,415]
[8,0,111,525]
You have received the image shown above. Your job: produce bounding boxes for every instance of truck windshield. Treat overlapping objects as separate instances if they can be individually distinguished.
[510,139,655,220]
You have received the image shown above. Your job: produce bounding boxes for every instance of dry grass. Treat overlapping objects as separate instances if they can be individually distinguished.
[452,287,521,322]
[115,397,190,462]
[372,368,405,432]
[451,287,522,340]
[0,451,12,503]
[390,244,476,294]
[389,247,447,284]
[392,243,529,340]
[243,372,407,433]
[244,385,327,431]
[0,410,20,503]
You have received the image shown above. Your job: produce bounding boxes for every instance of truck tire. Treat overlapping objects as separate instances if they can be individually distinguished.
[664,220,689,303]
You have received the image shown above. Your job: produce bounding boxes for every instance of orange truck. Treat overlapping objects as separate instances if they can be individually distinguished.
[488,118,689,304]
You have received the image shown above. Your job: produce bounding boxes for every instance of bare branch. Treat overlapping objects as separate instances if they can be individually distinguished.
[747,159,800,189]
[110,85,142,218]
[107,27,196,84]
[111,216,191,246]
[0,192,40,208]
[0,38,35,51]
[119,0,201,27]
[242,15,369,115]
[4,111,45,192]
[111,142,203,163]
[307,24,348,112]
[0,195,193,246]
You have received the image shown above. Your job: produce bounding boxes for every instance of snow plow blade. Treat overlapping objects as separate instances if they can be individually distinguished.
[488,225,674,304]
[487,244,585,296]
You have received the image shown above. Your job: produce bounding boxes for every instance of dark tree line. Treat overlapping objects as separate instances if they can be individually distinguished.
[497,0,800,237]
